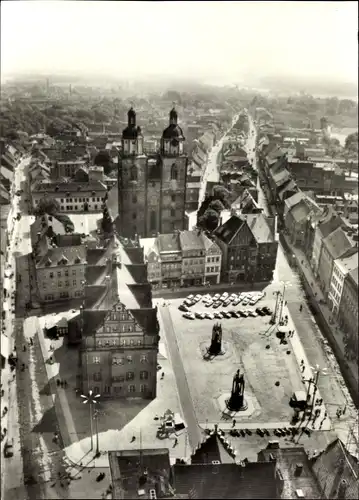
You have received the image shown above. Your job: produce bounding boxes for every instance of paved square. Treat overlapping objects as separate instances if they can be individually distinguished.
[166,295,306,426]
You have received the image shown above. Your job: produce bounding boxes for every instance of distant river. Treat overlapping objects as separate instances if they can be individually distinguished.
[329,127,358,146]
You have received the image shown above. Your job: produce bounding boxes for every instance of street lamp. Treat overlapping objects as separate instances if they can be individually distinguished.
[308,364,328,421]
[81,389,100,453]
[279,281,292,322]
[271,291,281,324]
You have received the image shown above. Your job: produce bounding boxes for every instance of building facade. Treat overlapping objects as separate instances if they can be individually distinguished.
[31,180,107,213]
[117,107,188,239]
[179,230,206,287]
[80,237,159,399]
[202,233,222,285]
[328,252,358,317]
[311,208,343,275]
[214,214,277,284]
[338,269,358,360]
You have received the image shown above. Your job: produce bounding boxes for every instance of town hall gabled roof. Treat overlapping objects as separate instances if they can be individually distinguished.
[190,427,236,465]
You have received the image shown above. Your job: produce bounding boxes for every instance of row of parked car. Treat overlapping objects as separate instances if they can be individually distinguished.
[182,291,265,309]
[181,305,272,321]
[228,426,305,438]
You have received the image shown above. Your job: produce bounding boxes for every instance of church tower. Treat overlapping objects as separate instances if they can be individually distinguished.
[117,106,188,240]
[118,107,147,239]
[155,106,188,234]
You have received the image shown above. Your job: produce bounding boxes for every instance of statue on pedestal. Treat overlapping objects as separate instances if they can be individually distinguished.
[226,369,246,411]
[208,323,223,356]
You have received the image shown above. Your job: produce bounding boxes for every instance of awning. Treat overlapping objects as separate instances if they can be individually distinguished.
[1,333,10,358]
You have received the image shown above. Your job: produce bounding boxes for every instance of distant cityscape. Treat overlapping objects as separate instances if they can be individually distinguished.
[0,75,358,500]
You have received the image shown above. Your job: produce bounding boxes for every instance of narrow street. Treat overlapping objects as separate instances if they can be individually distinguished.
[159,306,203,451]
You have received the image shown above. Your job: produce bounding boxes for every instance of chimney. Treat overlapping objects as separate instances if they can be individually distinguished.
[294,463,303,477]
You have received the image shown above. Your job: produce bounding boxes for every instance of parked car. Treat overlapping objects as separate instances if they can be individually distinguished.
[241,299,249,306]
[4,439,13,458]
[261,306,272,315]
[222,311,232,319]
[247,310,258,317]
[256,428,264,437]
[214,312,223,319]
[256,307,266,316]
[232,298,240,306]
[222,299,231,307]
[194,294,202,303]
[220,292,229,301]
[213,301,221,309]
[213,294,221,301]
[195,312,205,319]
[205,300,213,308]
[179,304,189,312]
[249,296,260,306]
[187,294,195,301]
[184,299,193,306]
[205,312,215,320]
[238,309,248,317]
[229,310,239,318]
[183,312,195,320]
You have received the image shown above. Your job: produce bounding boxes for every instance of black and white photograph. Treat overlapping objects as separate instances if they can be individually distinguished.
[0,1,358,499]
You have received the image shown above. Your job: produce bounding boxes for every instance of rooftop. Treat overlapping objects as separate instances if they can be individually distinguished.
[32,180,107,193]
[36,245,86,269]
[157,233,181,254]
[179,230,205,252]
[334,251,358,277]
[322,227,354,260]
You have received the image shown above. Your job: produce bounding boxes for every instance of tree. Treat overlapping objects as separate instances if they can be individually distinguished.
[208,199,225,214]
[345,132,358,154]
[94,150,113,175]
[198,208,219,232]
[212,185,231,208]
[34,197,60,216]
[101,207,113,234]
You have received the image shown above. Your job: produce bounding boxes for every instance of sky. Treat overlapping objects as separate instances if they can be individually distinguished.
[1,1,358,85]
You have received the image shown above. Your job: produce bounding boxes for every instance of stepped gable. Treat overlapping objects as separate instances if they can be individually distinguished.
[173,461,277,499]
[126,263,149,284]
[85,265,109,286]
[83,310,108,335]
[130,308,159,334]
[190,427,236,465]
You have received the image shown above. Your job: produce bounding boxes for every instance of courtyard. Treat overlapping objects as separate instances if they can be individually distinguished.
[164,289,328,428]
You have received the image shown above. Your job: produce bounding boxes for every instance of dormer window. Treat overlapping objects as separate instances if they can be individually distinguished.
[66,192,70,197]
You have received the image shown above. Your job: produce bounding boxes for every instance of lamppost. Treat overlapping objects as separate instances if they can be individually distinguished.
[81,389,101,452]
[308,364,328,421]
[271,291,281,324]
[279,281,292,322]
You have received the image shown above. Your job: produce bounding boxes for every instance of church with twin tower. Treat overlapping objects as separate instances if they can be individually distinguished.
[117,106,188,239]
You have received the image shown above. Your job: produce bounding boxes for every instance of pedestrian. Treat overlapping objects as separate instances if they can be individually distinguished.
[299,305,303,312]
[1,389,4,397]
[232,419,236,427]
[300,359,304,365]
[174,438,178,447]
[23,344,26,352]
[64,380,68,388]
[161,372,164,379]
[56,379,60,386]
[285,301,287,306]
[60,380,64,388]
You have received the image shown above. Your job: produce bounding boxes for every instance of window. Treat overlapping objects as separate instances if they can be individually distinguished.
[126,371,134,381]
[132,195,137,203]
[93,356,100,364]
[120,339,127,346]
[58,281,62,287]
[140,384,148,393]
[60,291,69,298]
[171,194,176,202]
[137,339,142,346]
[93,372,101,381]
[127,355,133,363]
[113,357,123,365]
[57,271,61,277]
[74,290,82,297]
[140,371,148,380]
[132,213,137,220]
[170,208,175,217]
[65,280,69,287]
[128,385,136,393]
[73,280,77,286]
[140,355,148,363]
[64,270,69,277]
[49,272,54,278]
[170,163,178,180]
[150,210,156,231]
[130,166,138,181]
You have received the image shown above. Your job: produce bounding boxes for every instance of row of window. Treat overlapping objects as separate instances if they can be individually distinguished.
[43,280,78,289]
[44,290,82,300]
[206,266,220,273]
[48,269,81,278]
[100,324,137,334]
[59,197,103,203]
[91,384,149,394]
[97,337,143,347]
[93,354,148,364]
[60,204,100,211]
[184,259,204,265]
[94,370,148,381]
[207,256,220,263]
